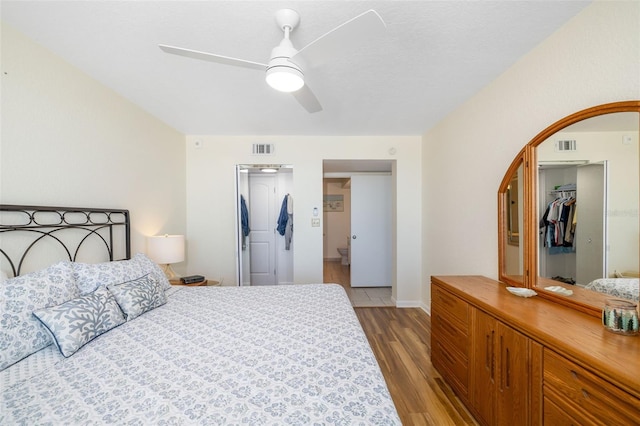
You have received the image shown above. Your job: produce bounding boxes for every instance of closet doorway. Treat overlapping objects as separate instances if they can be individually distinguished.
[235,165,294,286]
[538,162,607,285]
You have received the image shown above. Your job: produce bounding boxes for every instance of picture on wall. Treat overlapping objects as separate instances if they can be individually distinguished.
[323,194,344,212]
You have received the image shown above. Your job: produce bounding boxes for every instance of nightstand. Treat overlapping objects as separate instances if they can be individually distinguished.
[170,278,205,287]
[169,278,220,287]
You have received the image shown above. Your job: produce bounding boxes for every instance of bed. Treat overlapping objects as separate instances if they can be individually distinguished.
[0,205,400,425]
[584,277,639,302]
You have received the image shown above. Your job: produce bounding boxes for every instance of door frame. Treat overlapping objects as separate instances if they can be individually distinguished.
[235,164,294,286]
[322,159,396,291]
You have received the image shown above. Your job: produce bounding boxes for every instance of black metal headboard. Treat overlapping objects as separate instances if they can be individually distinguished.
[0,205,130,277]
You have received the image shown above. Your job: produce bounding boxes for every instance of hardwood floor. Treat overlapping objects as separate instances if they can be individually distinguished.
[356,307,477,426]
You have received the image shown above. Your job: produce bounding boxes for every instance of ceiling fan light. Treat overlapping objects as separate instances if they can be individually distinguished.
[266,66,304,92]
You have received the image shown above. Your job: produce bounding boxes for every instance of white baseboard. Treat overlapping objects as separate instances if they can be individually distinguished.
[394,299,422,308]
[391,298,431,315]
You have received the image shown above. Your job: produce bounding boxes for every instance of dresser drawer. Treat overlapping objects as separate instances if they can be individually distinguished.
[433,339,468,397]
[543,394,598,426]
[544,349,640,425]
[432,310,468,358]
[432,285,469,325]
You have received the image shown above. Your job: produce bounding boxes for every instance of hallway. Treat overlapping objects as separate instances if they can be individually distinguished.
[323,260,394,307]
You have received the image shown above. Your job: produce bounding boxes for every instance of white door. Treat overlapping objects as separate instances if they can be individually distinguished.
[576,163,606,284]
[350,175,392,287]
[249,175,277,285]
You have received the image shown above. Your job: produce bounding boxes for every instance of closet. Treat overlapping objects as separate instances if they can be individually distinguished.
[235,165,294,286]
[538,163,606,285]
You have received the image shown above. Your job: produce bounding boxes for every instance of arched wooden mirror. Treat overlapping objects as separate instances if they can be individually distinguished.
[499,101,640,317]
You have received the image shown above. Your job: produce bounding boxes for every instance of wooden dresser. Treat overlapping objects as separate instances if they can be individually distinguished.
[431,276,640,426]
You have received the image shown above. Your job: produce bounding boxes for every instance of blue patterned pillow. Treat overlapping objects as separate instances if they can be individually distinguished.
[0,261,78,371]
[107,274,167,321]
[32,286,125,358]
[72,253,171,295]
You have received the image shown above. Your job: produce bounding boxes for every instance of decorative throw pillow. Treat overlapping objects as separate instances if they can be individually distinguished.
[32,286,125,358]
[72,253,171,295]
[107,274,167,321]
[0,261,78,371]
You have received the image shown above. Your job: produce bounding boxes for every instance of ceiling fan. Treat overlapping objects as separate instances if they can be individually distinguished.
[159,9,386,113]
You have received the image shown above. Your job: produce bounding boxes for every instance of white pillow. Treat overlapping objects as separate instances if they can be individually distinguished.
[72,253,171,295]
[107,274,167,321]
[0,261,78,371]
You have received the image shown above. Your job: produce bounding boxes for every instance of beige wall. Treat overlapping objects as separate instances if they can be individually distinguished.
[185,135,422,306]
[421,1,640,309]
[0,23,187,263]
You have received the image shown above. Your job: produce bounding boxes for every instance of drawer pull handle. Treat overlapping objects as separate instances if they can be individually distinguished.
[485,334,491,370]
[570,370,578,380]
[486,330,495,381]
[581,389,590,400]
[505,347,510,389]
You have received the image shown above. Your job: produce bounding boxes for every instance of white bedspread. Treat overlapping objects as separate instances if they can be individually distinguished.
[584,278,639,301]
[1,284,400,425]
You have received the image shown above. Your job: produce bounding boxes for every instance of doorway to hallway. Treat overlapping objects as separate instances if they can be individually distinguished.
[322,159,394,306]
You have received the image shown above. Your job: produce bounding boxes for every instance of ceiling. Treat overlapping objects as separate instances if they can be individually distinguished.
[1,1,590,136]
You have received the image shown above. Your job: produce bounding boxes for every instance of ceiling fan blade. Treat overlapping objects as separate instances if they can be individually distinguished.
[292,84,322,113]
[292,10,386,68]
[159,44,267,71]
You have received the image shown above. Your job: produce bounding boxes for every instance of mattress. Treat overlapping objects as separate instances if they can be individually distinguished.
[584,278,639,302]
[1,284,400,425]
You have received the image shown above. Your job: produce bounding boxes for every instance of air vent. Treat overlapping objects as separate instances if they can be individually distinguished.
[555,139,577,152]
[252,143,275,155]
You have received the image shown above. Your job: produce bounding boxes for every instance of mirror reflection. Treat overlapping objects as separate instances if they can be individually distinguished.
[536,112,639,302]
[507,167,521,246]
[504,163,524,281]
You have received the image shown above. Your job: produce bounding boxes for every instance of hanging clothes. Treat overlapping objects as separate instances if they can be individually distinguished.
[539,188,576,255]
[240,195,250,250]
[277,194,294,250]
[284,194,293,251]
[277,195,288,236]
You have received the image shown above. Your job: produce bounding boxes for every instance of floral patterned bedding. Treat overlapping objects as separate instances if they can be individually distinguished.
[1,284,400,425]
[584,278,639,301]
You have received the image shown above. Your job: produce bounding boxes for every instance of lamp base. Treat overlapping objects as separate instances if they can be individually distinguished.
[161,264,178,280]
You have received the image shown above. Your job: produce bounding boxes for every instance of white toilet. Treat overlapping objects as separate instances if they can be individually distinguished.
[337,237,350,265]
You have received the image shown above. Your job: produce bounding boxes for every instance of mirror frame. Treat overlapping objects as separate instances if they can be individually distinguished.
[498,148,527,288]
[499,100,640,317]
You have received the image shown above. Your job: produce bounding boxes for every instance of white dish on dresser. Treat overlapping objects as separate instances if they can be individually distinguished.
[506,287,538,298]
[544,285,574,296]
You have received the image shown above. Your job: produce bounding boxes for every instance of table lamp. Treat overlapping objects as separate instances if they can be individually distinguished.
[147,234,185,279]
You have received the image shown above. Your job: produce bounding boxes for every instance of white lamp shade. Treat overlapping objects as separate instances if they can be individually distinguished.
[147,234,185,264]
